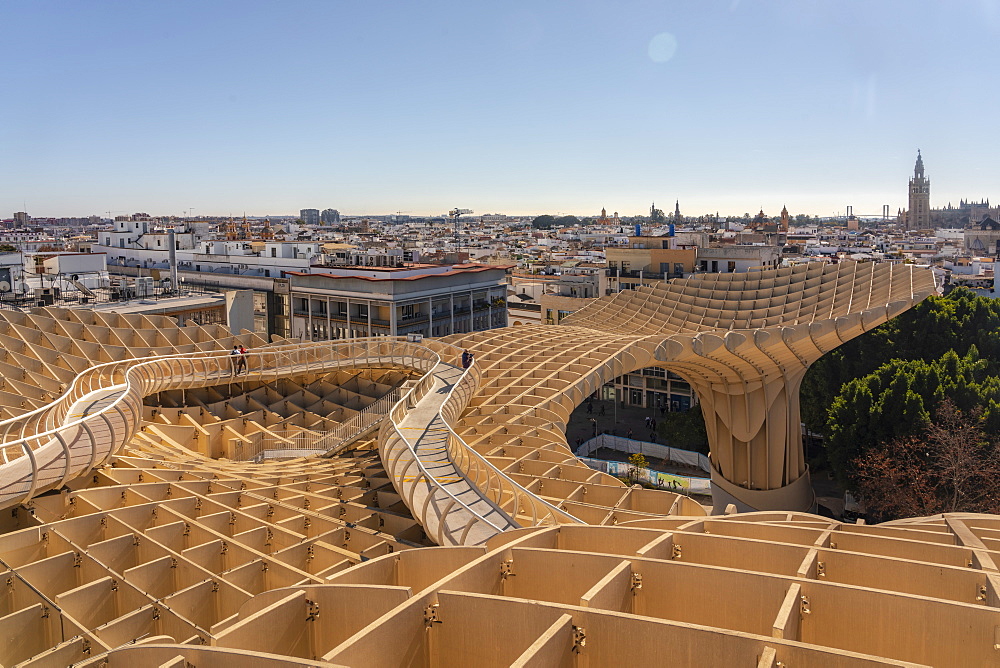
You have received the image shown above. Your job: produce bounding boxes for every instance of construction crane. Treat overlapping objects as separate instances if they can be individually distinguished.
[449,209,473,257]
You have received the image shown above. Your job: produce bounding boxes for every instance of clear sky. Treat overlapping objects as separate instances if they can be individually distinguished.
[3,1,998,219]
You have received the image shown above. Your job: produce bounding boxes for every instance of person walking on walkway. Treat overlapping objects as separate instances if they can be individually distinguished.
[237,344,248,374]
[461,350,471,369]
[230,345,240,376]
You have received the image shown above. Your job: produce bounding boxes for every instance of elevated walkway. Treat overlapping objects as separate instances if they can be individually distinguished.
[379,360,581,546]
[0,337,578,548]
[0,339,437,509]
[393,364,517,544]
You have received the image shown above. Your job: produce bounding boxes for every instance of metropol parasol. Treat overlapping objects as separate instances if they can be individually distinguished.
[0,261,993,667]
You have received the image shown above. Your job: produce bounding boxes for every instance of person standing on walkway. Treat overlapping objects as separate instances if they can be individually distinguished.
[230,345,240,376]
[237,344,248,374]
[461,350,471,369]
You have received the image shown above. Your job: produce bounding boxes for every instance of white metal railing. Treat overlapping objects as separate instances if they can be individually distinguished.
[231,388,402,462]
[378,353,510,545]
[313,388,401,455]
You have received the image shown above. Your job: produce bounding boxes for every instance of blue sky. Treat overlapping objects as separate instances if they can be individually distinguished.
[3,1,999,218]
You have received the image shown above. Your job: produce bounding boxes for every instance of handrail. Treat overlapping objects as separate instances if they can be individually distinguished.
[1,336,379,443]
[438,362,583,527]
[377,356,512,545]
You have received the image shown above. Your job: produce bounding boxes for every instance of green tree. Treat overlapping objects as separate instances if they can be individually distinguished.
[531,215,556,229]
[825,348,1000,489]
[0,244,16,253]
[656,405,709,453]
[627,452,648,483]
[801,288,1000,434]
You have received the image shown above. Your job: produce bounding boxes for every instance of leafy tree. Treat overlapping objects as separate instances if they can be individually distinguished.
[650,208,666,223]
[0,244,16,253]
[801,288,1000,433]
[553,215,580,227]
[656,404,709,453]
[531,215,556,229]
[825,348,1000,489]
[854,400,1000,521]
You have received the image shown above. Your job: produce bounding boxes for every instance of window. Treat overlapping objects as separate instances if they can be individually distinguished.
[271,248,277,257]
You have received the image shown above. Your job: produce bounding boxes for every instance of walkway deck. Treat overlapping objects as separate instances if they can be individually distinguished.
[395,364,517,545]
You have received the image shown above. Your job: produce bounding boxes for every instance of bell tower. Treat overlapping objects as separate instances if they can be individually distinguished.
[907,150,931,230]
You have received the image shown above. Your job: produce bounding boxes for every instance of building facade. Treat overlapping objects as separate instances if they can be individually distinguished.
[320,209,340,225]
[300,208,320,226]
[964,217,1000,257]
[286,263,509,340]
[605,236,697,293]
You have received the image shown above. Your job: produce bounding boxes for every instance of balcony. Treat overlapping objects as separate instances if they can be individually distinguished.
[605,269,667,280]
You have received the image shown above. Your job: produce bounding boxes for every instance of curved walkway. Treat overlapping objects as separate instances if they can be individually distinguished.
[390,364,518,544]
[0,337,577,548]
[0,340,437,509]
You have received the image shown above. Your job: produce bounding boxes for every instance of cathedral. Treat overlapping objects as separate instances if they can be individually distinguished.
[899,151,998,229]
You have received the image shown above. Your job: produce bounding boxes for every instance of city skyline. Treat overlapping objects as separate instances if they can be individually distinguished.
[3,1,999,218]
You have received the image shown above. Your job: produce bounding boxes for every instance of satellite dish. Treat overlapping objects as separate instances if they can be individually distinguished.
[0,281,9,293]
[15,282,28,295]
